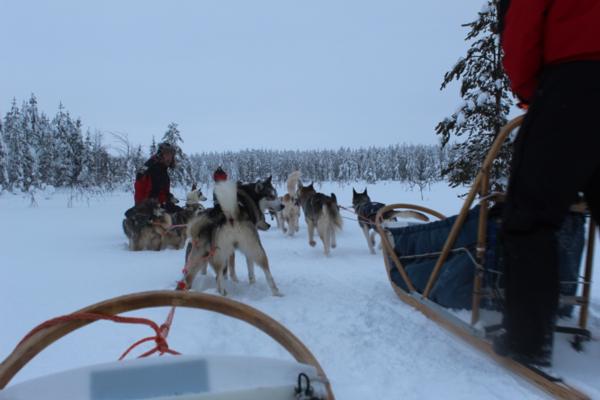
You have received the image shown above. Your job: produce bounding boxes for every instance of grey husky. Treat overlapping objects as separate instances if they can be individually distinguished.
[352,188,430,254]
[122,199,172,251]
[184,181,282,296]
[297,182,342,256]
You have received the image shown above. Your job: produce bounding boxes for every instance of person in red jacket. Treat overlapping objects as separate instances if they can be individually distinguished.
[134,142,177,209]
[495,0,600,367]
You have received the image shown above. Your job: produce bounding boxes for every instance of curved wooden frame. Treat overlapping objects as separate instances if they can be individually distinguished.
[374,115,594,400]
[375,203,447,292]
[0,291,334,400]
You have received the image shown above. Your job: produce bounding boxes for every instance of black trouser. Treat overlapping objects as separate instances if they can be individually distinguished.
[502,61,600,357]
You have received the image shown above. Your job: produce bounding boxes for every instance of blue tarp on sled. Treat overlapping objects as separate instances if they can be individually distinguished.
[386,205,585,311]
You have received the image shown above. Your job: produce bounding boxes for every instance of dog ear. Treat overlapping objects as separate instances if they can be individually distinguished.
[309,182,314,189]
[331,193,337,201]
[352,188,357,195]
[364,188,368,194]
[266,175,272,183]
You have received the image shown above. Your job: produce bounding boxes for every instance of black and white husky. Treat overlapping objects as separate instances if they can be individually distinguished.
[297,182,342,256]
[185,181,282,296]
[238,176,284,231]
[352,188,429,254]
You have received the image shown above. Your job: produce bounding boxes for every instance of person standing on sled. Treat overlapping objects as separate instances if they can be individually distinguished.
[134,142,180,213]
[494,0,600,367]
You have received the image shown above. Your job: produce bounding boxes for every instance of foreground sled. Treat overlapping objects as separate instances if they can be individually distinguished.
[376,116,597,400]
[0,291,334,400]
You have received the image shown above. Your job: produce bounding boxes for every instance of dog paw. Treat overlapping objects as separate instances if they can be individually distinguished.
[249,277,256,284]
[309,240,316,247]
[272,291,284,297]
[331,243,337,248]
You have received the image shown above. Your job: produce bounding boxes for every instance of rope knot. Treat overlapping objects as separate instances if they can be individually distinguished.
[155,331,170,354]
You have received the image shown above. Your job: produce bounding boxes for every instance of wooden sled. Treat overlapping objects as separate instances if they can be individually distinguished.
[0,291,334,400]
[376,116,595,400]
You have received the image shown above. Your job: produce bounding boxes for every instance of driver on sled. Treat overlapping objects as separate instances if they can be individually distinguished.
[494,0,600,367]
[125,142,182,226]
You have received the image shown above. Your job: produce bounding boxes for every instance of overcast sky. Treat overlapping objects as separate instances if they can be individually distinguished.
[1,0,480,153]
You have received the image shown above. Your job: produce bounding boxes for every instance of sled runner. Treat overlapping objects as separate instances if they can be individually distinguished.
[0,291,334,400]
[376,116,596,400]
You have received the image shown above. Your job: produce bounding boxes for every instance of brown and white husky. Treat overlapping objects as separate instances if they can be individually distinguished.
[122,199,172,251]
[278,171,302,236]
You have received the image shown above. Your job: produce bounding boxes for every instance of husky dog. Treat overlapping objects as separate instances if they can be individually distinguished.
[274,171,302,236]
[161,186,208,249]
[297,182,342,256]
[123,199,172,251]
[162,205,204,249]
[352,188,429,254]
[185,181,282,296]
[186,185,208,211]
[238,176,283,231]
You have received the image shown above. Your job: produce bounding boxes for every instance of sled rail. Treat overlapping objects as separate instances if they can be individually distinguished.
[0,291,334,400]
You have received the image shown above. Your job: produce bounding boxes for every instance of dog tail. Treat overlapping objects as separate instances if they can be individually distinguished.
[214,180,238,219]
[122,218,132,238]
[287,171,302,197]
[324,194,343,231]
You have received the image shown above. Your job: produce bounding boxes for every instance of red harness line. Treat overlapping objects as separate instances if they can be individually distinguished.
[16,247,217,361]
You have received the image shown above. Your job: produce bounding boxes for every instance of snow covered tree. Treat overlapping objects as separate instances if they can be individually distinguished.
[435,0,513,189]
[3,99,23,191]
[20,94,42,190]
[149,136,157,157]
[50,103,73,187]
[161,122,192,187]
[35,113,53,188]
[0,119,6,190]
[408,145,438,199]
[65,117,85,187]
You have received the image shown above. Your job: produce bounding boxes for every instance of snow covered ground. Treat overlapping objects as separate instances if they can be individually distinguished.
[1,181,599,399]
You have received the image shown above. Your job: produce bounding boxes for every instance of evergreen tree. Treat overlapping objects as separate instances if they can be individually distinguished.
[3,99,22,190]
[36,113,54,187]
[435,0,513,189]
[20,95,41,190]
[50,103,72,186]
[161,122,192,187]
[78,130,95,190]
[149,136,157,157]
[66,118,85,187]
[0,119,6,190]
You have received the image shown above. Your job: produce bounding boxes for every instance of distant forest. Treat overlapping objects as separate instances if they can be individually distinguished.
[0,94,451,195]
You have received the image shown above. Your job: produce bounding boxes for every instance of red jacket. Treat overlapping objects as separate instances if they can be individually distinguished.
[134,156,171,205]
[502,0,600,102]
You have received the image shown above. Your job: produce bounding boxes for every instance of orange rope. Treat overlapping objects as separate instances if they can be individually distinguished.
[17,312,181,360]
[16,244,217,363]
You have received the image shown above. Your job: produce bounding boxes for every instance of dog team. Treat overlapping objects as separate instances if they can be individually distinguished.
[122,142,415,296]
